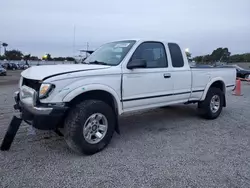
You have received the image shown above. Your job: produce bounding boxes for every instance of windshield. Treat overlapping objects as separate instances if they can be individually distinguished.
[84,40,136,66]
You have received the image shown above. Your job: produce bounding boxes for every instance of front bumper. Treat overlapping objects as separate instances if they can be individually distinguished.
[14,91,68,130]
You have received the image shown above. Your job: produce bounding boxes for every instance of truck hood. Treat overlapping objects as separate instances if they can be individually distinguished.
[21,64,110,80]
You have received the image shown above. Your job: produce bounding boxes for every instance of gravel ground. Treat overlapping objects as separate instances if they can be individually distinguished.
[0,70,22,86]
[0,74,250,188]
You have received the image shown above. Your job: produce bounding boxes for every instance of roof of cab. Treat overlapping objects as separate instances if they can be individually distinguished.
[111,38,171,43]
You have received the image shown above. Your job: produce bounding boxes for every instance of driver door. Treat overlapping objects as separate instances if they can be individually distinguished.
[122,42,174,112]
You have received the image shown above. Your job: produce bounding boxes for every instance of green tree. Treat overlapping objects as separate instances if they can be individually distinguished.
[66,57,75,61]
[210,47,231,62]
[229,53,250,62]
[193,56,203,63]
[23,54,31,60]
[203,54,211,63]
[229,54,243,62]
[243,53,250,62]
[185,51,191,58]
[53,57,65,61]
[5,50,23,60]
[46,53,52,60]
[30,56,39,60]
[42,53,52,61]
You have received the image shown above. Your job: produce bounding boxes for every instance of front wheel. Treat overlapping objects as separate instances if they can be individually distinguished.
[198,87,223,119]
[64,100,116,155]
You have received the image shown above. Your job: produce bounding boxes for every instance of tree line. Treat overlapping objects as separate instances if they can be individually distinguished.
[0,49,75,62]
[191,48,250,64]
[1,45,249,64]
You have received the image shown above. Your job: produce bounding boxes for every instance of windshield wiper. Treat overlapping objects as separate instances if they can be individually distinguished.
[88,61,109,65]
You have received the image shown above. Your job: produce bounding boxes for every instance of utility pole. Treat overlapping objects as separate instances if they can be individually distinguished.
[0,41,2,56]
[86,42,89,57]
[73,24,76,56]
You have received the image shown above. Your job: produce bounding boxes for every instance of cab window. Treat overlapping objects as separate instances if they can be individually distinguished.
[130,42,168,68]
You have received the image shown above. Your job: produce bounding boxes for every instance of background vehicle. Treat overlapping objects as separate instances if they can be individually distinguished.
[15,63,22,70]
[216,64,250,79]
[0,65,7,76]
[16,62,29,70]
[231,65,250,79]
[2,62,18,70]
[14,39,236,155]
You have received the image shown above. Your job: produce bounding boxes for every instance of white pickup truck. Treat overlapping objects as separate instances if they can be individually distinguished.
[14,39,236,155]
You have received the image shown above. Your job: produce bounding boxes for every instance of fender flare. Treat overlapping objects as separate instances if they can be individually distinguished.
[62,84,123,115]
[200,77,226,101]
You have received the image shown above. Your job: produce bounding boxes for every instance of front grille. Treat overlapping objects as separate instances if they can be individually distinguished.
[22,78,41,91]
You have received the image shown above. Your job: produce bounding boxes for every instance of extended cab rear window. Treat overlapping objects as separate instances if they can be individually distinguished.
[168,43,184,68]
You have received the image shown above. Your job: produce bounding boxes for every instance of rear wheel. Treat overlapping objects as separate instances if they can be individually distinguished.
[64,100,115,155]
[198,87,223,119]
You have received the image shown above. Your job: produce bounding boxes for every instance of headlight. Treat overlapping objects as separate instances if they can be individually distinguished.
[39,83,55,99]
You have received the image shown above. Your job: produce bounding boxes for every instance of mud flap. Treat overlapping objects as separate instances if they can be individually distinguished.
[115,117,120,135]
[0,116,22,151]
[223,94,226,107]
[54,129,64,137]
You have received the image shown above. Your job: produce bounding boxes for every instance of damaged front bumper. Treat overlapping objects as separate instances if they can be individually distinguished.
[14,87,68,130]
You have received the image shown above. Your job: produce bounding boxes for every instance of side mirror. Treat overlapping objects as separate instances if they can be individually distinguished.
[127,59,147,69]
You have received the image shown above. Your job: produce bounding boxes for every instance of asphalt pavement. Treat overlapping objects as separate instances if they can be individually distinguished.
[0,72,250,188]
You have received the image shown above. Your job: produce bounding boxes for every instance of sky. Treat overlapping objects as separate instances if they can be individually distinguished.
[0,0,249,57]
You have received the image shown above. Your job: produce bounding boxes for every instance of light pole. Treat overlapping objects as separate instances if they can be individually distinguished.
[1,42,8,55]
[0,41,2,56]
[73,24,76,56]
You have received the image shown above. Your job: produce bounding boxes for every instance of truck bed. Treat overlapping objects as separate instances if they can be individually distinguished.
[190,65,236,69]
[189,66,236,101]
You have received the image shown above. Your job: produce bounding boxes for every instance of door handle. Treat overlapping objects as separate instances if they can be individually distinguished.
[163,73,171,78]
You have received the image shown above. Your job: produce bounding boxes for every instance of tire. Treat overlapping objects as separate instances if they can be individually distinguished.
[245,74,249,79]
[64,100,115,155]
[198,87,223,119]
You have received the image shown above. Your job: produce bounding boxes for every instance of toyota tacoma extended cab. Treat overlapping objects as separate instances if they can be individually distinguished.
[14,39,236,155]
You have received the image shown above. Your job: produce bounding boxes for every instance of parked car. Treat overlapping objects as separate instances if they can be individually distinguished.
[15,63,22,70]
[0,65,7,76]
[14,39,236,155]
[2,62,19,70]
[1,62,8,69]
[216,64,250,79]
[16,62,29,70]
[11,63,19,70]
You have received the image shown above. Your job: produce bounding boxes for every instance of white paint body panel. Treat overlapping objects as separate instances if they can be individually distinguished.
[21,64,110,80]
[20,39,236,115]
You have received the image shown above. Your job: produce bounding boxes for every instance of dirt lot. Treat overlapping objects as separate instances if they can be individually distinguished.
[1,72,250,188]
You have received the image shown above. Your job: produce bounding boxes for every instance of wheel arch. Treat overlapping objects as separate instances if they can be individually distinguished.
[201,78,226,102]
[63,84,122,115]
